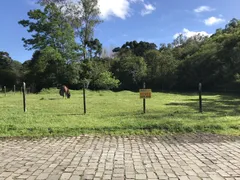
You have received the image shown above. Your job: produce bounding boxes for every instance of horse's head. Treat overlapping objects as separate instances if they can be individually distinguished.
[66,92,71,98]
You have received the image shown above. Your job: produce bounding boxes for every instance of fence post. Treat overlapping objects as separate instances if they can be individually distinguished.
[199,83,202,113]
[4,86,6,96]
[23,82,27,112]
[143,82,146,114]
[83,82,86,114]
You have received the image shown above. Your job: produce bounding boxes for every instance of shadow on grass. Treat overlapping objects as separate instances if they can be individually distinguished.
[104,94,240,119]
[166,94,240,117]
[169,91,240,97]
[48,98,62,100]
[40,97,64,100]
[104,109,212,121]
[56,113,85,116]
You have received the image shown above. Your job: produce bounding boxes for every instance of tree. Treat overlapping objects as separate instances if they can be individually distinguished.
[172,34,187,47]
[79,0,102,60]
[225,18,239,31]
[19,3,80,62]
[0,51,12,69]
[94,71,120,90]
[19,3,81,91]
[37,0,103,90]
[144,50,178,90]
[86,38,102,58]
[0,52,22,89]
[113,41,157,57]
[39,0,102,60]
[112,54,147,90]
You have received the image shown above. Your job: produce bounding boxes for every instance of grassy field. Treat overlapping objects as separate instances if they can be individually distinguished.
[0,89,240,137]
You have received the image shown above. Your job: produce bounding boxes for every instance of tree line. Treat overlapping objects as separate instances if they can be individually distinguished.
[1,0,240,93]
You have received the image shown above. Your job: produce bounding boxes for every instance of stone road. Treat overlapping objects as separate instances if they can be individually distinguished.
[0,134,240,180]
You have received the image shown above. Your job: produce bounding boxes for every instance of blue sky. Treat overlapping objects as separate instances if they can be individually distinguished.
[0,0,240,63]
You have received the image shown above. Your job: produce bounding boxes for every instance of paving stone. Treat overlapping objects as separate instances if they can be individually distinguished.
[136,174,147,179]
[147,172,157,179]
[26,176,37,180]
[46,175,61,180]
[60,173,72,180]
[0,134,239,180]
[36,173,49,179]
[82,174,94,180]
[0,172,12,178]
[69,175,80,180]
[17,174,30,179]
[102,175,112,179]
[157,175,168,179]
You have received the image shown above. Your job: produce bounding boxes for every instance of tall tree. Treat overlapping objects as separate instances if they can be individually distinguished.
[112,54,147,90]
[78,0,102,59]
[144,50,178,90]
[0,51,12,69]
[0,52,22,89]
[86,38,102,58]
[19,3,80,62]
[38,0,102,60]
[19,3,81,91]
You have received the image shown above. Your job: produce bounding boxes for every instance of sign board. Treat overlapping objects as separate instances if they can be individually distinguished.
[139,89,152,98]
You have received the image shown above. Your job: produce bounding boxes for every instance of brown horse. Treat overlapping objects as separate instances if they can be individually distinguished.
[59,85,71,98]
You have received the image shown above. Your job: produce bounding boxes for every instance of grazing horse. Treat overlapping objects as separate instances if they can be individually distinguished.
[59,85,71,99]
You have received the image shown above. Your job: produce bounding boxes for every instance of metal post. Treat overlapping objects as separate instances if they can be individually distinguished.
[23,82,27,112]
[83,83,86,114]
[199,83,202,113]
[143,82,146,114]
[4,86,6,96]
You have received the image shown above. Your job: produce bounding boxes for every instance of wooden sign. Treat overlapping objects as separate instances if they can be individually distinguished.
[139,89,152,98]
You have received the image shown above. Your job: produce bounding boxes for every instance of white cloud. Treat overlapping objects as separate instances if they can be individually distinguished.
[173,28,211,39]
[194,6,215,13]
[98,0,156,19]
[65,0,154,20]
[204,16,225,26]
[98,0,131,20]
[141,3,156,16]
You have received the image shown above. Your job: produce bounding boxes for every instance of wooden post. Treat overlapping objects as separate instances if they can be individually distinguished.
[23,82,27,112]
[199,83,202,113]
[83,83,86,114]
[4,86,6,96]
[143,82,146,114]
[14,85,16,94]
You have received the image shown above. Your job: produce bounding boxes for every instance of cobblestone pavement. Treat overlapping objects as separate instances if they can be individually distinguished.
[0,134,240,180]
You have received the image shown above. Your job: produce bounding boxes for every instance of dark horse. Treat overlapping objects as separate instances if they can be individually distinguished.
[59,85,71,98]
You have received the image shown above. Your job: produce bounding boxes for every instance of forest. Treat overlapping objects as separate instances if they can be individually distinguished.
[1,0,240,93]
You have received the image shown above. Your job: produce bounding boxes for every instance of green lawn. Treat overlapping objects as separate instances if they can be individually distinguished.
[0,89,240,137]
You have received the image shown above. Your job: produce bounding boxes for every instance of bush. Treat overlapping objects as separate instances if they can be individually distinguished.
[94,71,120,90]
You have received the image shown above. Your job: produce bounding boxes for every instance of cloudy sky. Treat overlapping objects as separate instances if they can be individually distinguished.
[0,0,240,62]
